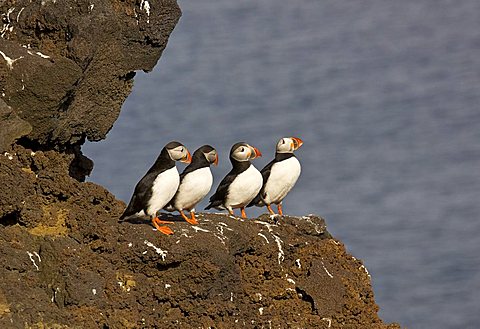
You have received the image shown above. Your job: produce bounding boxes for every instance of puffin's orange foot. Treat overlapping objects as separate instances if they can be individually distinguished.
[154,217,174,224]
[277,203,283,216]
[266,204,276,216]
[240,207,247,219]
[180,211,198,225]
[157,226,174,235]
[188,211,199,225]
[152,217,174,235]
[185,217,198,225]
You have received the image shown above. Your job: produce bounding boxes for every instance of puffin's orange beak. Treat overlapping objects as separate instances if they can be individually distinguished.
[182,150,192,164]
[214,153,219,166]
[250,146,262,159]
[291,137,303,150]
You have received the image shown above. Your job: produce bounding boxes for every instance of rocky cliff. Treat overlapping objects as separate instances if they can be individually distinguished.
[0,1,400,328]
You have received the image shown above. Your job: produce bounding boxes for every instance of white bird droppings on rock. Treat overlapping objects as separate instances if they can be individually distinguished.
[360,264,371,277]
[33,251,41,263]
[321,261,334,278]
[4,152,14,160]
[254,220,277,232]
[295,258,301,269]
[26,251,39,271]
[322,317,332,328]
[140,0,151,23]
[0,51,23,70]
[16,7,24,22]
[272,234,285,264]
[143,240,167,261]
[1,7,15,37]
[35,51,50,59]
[269,214,281,221]
[192,226,210,233]
[257,232,269,244]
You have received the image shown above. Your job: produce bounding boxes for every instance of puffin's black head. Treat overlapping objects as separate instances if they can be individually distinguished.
[164,141,192,163]
[230,142,262,163]
[192,145,219,166]
[276,137,303,154]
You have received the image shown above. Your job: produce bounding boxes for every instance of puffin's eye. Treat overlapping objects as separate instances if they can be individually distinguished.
[281,139,285,144]
[240,147,245,152]
[180,148,184,152]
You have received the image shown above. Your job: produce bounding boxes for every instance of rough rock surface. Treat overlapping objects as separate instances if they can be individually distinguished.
[1,0,401,328]
[0,98,31,152]
[1,0,181,148]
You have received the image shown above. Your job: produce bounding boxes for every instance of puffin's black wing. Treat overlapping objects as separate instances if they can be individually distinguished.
[205,171,236,210]
[119,172,156,220]
[247,159,275,207]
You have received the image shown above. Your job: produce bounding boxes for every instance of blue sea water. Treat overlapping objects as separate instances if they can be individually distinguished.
[83,1,480,327]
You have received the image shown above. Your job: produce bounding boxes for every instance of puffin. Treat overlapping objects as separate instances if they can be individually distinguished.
[247,137,303,216]
[119,141,192,235]
[205,142,262,218]
[164,145,218,225]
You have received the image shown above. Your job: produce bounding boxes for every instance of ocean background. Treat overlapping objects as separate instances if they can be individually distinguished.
[83,1,480,328]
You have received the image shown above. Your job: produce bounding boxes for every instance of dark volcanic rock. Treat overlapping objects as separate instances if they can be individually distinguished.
[0,0,181,146]
[0,98,31,152]
[0,190,400,328]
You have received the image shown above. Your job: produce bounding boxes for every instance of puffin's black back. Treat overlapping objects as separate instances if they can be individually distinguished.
[247,152,296,207]
[120,145,176,220]
[146,142,180,175]
[205,143,251,209]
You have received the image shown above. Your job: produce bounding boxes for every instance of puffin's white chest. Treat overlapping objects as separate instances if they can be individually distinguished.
[226,165,263,208]
[173,167,213,211]
[147,166,179,216]
[263,157,301,204]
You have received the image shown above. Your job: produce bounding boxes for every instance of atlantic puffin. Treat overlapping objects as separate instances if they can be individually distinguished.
[164,145,218,225]
[248,137,303,216]
[205,142,262,218]
[119,141,192,235]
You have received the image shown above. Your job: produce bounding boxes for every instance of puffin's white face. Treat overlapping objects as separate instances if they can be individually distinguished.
[276,137,304,153]
[167,145,192,163]
[204,149,219,166]
[231,144,262,162]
